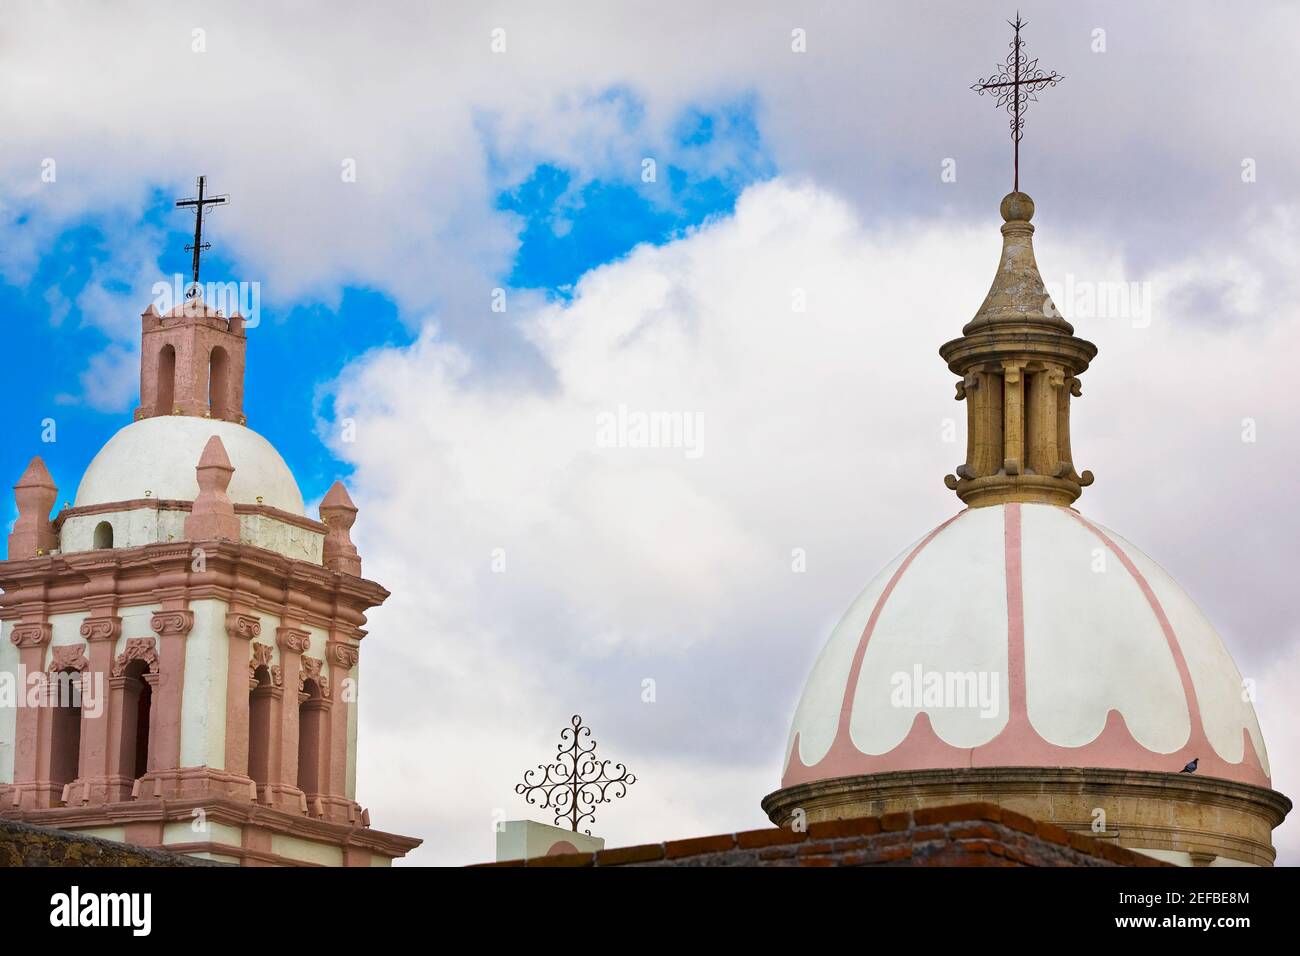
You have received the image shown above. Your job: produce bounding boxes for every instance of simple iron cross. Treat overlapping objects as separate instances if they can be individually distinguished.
[174,175,229,292]
[970,14,1064,192]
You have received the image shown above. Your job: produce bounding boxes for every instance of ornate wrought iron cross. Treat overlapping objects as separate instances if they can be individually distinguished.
[515,714,635,834]
[174,175,229,293]
[970,13,1064,192]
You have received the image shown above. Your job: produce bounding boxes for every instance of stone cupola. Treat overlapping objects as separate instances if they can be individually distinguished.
[940,192,1097,508]
[135,294,247,424]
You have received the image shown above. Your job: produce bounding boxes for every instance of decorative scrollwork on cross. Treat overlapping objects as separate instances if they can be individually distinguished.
[515,714,635,834]
[971,13,1064,191]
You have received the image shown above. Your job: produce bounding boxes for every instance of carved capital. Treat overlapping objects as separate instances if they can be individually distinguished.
[151,609,195,638]
[9,623,52,649]
[276,626,311,656]
[49,643,90,673]
[80,616,123,643]
[328,641,360,671]
[225,613,262,641]
[112,638,160,677]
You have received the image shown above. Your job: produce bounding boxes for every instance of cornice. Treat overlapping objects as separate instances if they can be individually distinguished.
[0,540,388,636]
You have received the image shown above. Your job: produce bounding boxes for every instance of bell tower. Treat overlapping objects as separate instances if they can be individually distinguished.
[136,297,247,423]
[0,291,420,865]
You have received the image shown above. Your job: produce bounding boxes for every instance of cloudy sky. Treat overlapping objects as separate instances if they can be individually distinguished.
[2,1,1297,865]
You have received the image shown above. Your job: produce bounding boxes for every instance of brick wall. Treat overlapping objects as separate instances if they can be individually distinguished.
[482,802,1172,867]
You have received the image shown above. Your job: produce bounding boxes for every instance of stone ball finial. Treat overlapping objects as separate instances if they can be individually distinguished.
[1000,191,1035,223]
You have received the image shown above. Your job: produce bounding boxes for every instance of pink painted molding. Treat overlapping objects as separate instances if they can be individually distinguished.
[276,627,310,655]
[9,623,52,648]
[112,638,159,677]
[48,643,89,673]
[225,612,262,640]
[0,541,388,634]
[6,792,421,863]
[299,657,331,698]
[79,616,123,643]
[151,609,195,637]
[328,642,359,670]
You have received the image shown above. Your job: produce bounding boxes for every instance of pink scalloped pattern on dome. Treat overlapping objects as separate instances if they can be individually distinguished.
[783,503,1270,789]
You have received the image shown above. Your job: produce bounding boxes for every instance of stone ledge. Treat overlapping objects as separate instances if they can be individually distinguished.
[0,817,225,867]
[472,802,1171,868]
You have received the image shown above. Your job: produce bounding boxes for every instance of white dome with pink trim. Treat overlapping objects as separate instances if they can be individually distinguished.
[783,503,1270,789]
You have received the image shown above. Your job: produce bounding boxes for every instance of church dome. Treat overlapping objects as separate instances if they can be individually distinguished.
[74,416,305,515]
[783,503,1270,790]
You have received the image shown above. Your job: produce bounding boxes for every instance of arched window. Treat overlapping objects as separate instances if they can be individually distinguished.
[297,678,326,796]
[49,669,83,793]
[116,660,152,780]
[92,521,113,550]
[209,346,230,419]
[248,665,274,788]
[156,344,176,415]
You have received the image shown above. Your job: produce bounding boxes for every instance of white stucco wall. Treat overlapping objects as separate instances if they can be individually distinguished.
[60,508,187,554]
[0,621,15,784]
[71,825,127,843]
[118,604,163,658]
[346,663,359,800]
[272,833,344,866]
[59,507,324,565]
[46,610,90,665]
[237,513,324,563]
[179,599,229,769]
[163,819,242,848]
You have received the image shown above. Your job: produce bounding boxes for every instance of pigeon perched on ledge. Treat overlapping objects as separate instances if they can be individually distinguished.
[1180,758,1199,774]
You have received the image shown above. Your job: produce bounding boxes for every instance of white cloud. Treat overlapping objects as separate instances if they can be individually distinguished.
[5,1,1300,406]
[330,178,1300,864]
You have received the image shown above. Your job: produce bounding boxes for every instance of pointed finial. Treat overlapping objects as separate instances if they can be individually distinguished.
[320,480,361,575]
[185,436,240,541]
[939,194,1098,508]
[8,456,59,559]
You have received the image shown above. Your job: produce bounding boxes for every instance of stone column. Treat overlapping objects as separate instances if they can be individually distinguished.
[1026,367,1061,476]
[148,608,194,773]
[325,638,359,808]
[273,625,311,813]
[223,611,262,781]
[297,653,331,818]
[73,616,121,803]
[8,622,51,809]
[1001,361,1024,475]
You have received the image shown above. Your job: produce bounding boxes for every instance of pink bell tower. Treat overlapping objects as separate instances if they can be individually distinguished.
[0,294,420,866]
